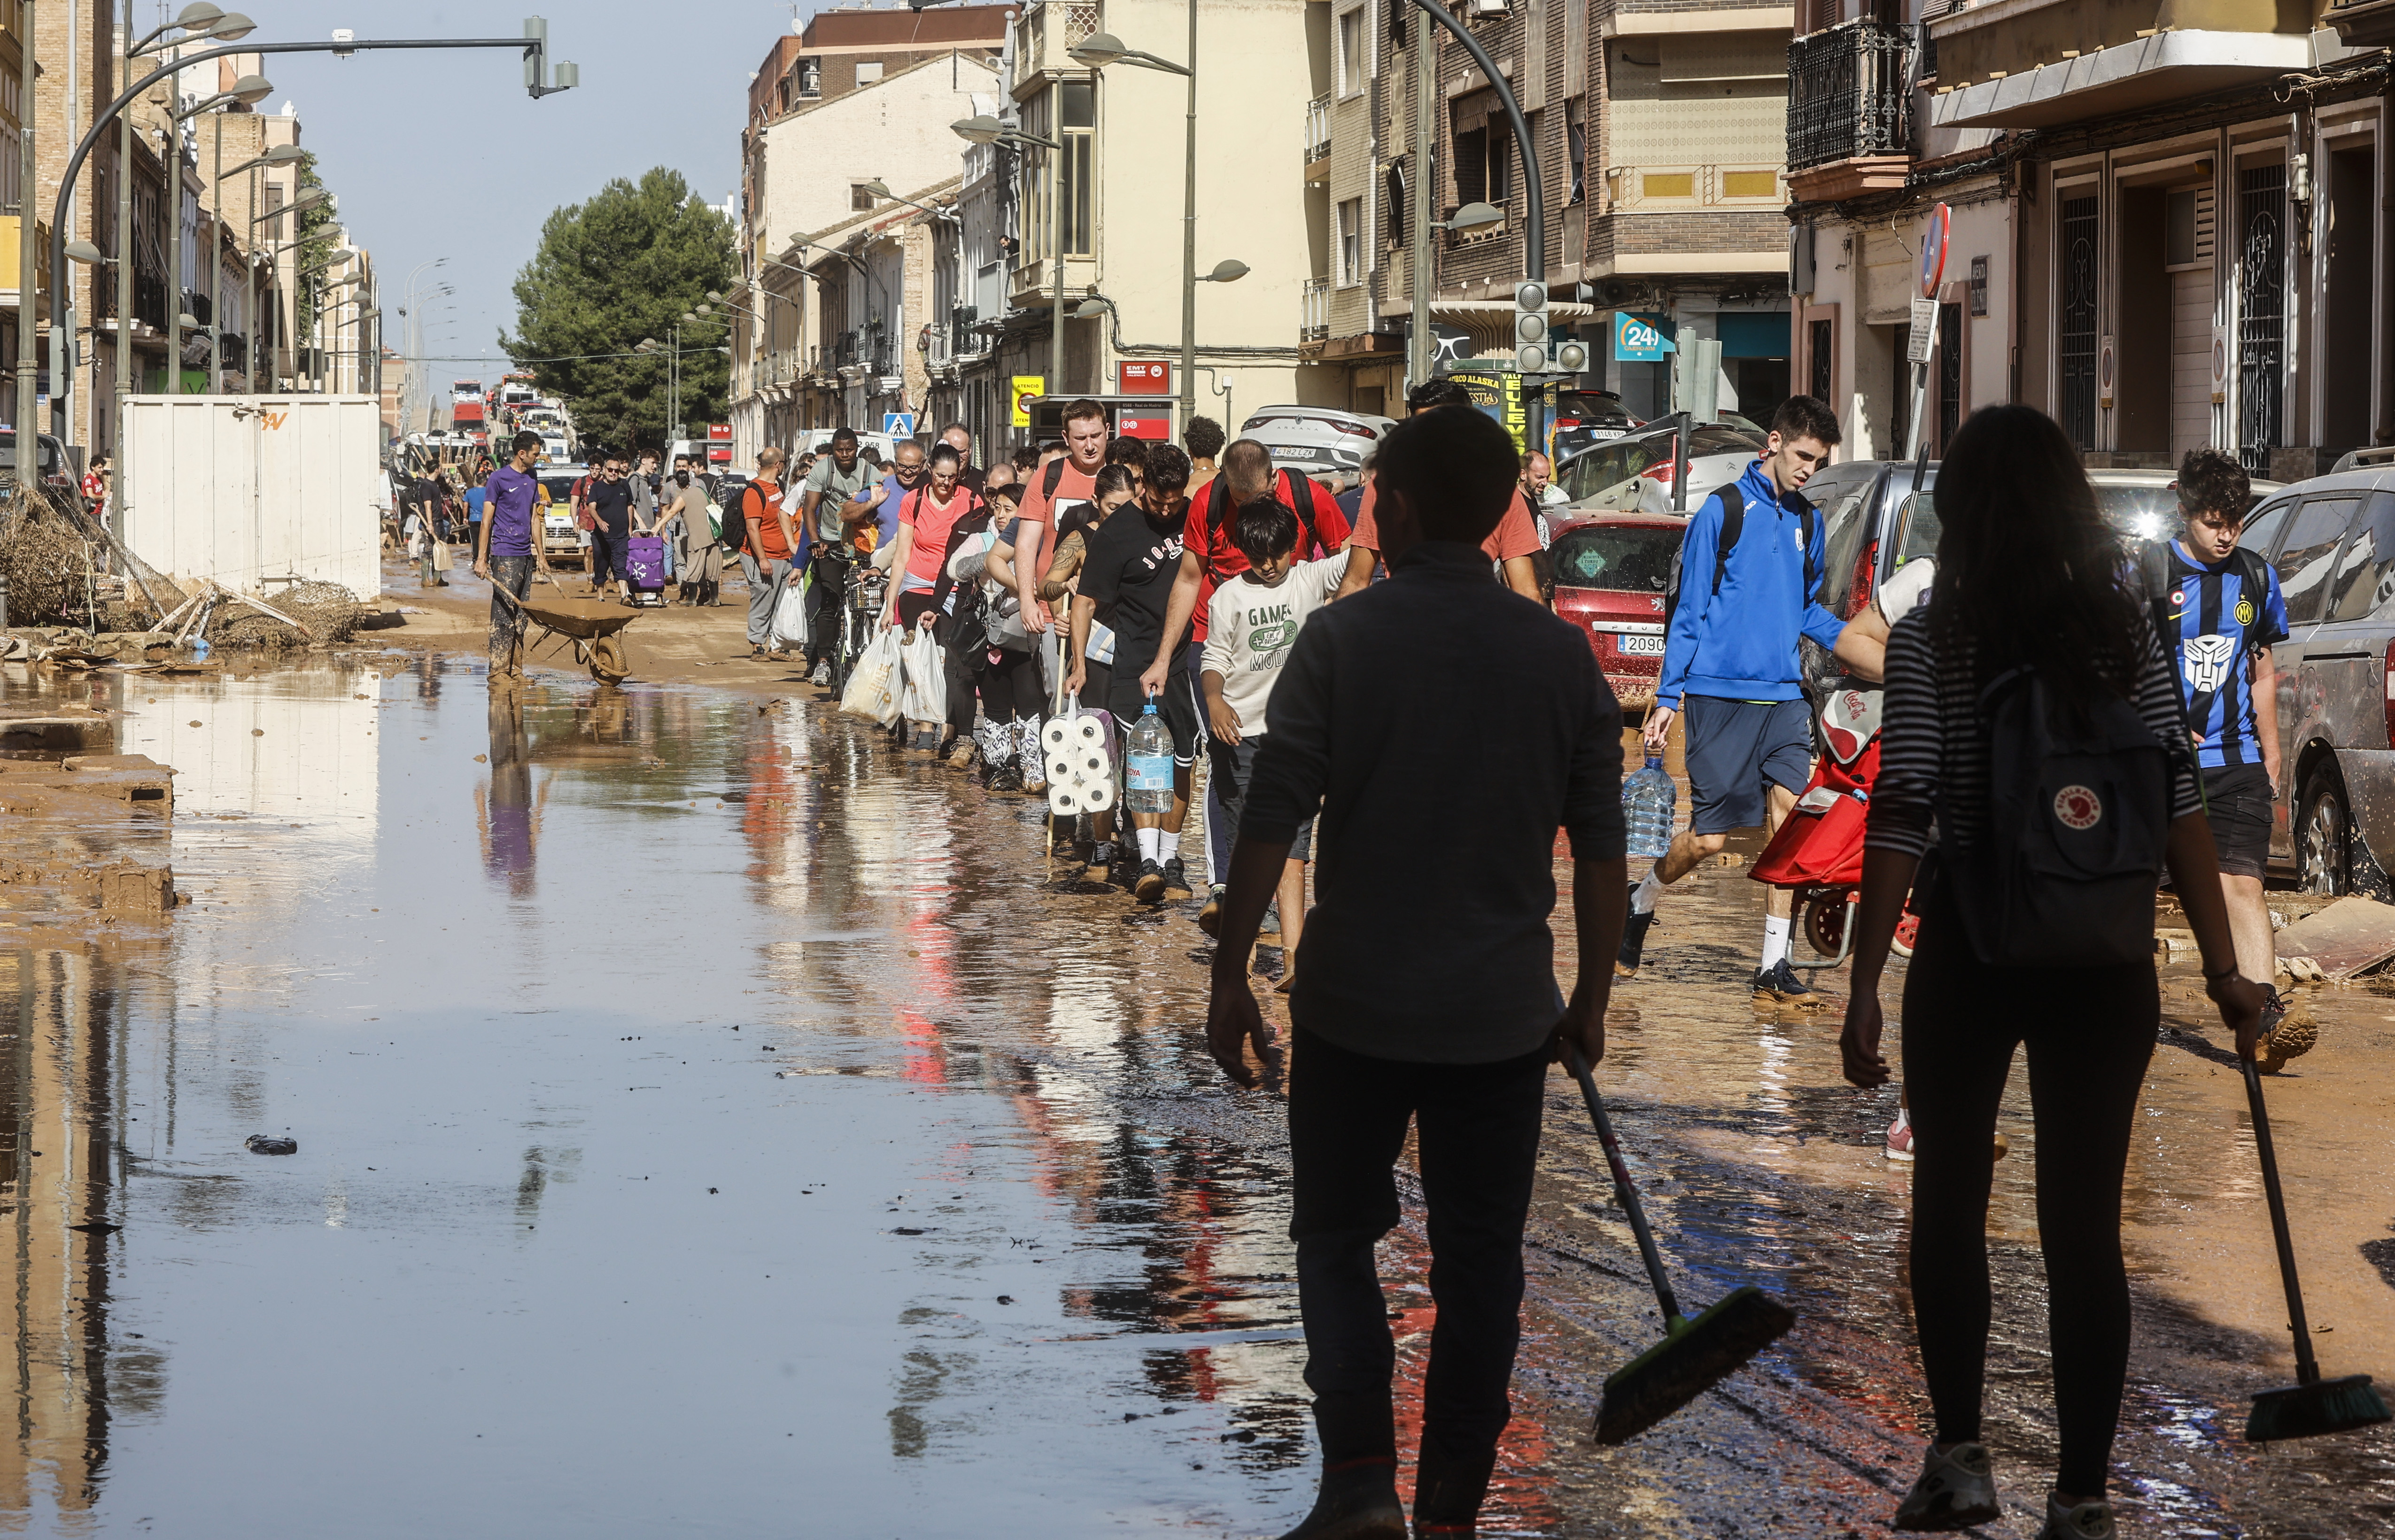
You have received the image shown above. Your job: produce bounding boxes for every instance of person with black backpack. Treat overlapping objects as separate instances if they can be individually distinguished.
[1620,394,1844,1006]
[1840,404,2265,1540]
[2128,447,2310,1068]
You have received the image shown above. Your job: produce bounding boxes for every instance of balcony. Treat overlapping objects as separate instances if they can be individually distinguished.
[2329,0,2395,46]
[1785,19,1914,202]
[1304,95,1332,173]
[1012,1,1101,93]
[1301,277,1330,344]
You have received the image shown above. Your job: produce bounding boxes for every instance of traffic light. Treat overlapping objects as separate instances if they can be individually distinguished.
[1512,280,1549,372]
[1551,333,1590,372]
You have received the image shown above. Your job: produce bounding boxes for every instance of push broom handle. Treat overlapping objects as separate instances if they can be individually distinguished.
[1570,1053,1684,1325]
[2242,1056,2321,1385]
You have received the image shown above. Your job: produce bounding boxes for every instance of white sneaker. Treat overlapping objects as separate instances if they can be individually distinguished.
[1892,1441,2000,1531]
[2037,1496,2116,1539]
[810,660,830,687]
[1885,1107,1916,1162]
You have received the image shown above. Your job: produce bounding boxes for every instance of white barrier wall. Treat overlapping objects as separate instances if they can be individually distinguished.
[120,395,384,599]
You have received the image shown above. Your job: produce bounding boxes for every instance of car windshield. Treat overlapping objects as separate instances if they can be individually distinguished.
[1553,524,1680,593]
[1690,426,1764,457]
[2092,482,2183,544]
[1561,432,1676,501]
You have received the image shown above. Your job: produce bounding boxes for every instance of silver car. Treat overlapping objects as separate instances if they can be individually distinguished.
[1238,405,1396,478]
[1559,421,1765,514]
[2235,468,2395,895]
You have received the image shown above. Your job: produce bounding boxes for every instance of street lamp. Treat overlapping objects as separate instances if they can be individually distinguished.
[205,124,300,396]
[48,19,581,443]
[953,112,1064,411]
[164,75,273,391]
[860,178,959,225]
[1433,202,1505,236]
[1070,23,1205,424]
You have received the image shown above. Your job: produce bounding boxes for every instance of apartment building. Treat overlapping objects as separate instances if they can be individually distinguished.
[1789,0,2390,473]
[1299,0,1794,423]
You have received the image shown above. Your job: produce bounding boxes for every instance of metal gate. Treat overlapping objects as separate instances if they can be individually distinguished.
[2058,194,2099,449]
[1937,301,1962,449]
[1809,318,1832,402]
[2237,164,2285,472]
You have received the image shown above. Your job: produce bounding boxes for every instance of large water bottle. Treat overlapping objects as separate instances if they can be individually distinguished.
[1125,702,1175,815]
[1622,756,1676,859]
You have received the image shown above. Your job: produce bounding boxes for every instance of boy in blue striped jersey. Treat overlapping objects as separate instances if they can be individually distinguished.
[2135,448,2294,1044]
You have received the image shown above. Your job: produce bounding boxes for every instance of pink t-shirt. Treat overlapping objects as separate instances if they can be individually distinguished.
[900,485,979,589]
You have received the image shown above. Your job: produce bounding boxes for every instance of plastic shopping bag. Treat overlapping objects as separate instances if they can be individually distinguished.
[768,569,810,651]
[840,627,904,726]
[899,628,947,724]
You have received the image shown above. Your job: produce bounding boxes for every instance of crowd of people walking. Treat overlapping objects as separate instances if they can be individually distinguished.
[458,386,2313,1540]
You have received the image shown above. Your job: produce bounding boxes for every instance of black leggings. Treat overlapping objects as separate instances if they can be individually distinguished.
[981,645,1045,725]
[1902,881,2156,1497]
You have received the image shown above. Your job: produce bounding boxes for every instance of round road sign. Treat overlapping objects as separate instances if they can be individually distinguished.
[1919,203,1952,300]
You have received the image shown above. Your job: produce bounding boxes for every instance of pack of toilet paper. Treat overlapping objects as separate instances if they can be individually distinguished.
[1042,706,1120,816]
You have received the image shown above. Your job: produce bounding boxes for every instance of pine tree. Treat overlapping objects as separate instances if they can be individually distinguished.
[499,168,736,451]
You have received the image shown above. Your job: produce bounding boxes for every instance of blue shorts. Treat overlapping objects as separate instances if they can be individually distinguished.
[1683,696,1812,836]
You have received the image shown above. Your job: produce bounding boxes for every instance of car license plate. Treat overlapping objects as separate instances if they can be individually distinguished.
[1616,634,1666,656]
[1272,445,1324,460]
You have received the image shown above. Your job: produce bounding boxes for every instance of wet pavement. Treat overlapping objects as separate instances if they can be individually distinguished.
[0,651,2391,1536]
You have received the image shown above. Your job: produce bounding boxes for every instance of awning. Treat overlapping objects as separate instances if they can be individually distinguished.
[1929,29,2315,131]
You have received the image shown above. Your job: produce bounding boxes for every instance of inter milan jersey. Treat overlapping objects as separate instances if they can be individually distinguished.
[2156,541,2288,768]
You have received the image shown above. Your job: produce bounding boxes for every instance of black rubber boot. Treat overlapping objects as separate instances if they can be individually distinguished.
[1410,1440,1496,1538]
[1274,1457,1405,1540]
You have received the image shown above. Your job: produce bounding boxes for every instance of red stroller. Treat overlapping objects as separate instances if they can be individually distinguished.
[1749,683,1918,967]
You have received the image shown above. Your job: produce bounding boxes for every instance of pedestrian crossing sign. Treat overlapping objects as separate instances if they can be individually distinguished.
[883,411,916,437]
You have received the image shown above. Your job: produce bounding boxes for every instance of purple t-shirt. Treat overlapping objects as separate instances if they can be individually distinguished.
[486,465,538,558]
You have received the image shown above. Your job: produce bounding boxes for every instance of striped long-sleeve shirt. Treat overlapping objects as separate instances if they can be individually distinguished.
[1866,609,2201,861]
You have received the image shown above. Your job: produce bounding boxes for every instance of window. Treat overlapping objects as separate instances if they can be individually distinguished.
[1552,524,1681,592]
[795,57,822,98]
[1453,126,1487,207]
[1489,117,1513,203]
[851,183,876,212]
[1566,101,1586,206]
[1338,8,1364,96]
[2327,491,2395,622]
[1337,199,1361,286]
[1061,81,1094,256]
[853,61,884,85]
[2275,494,2362,625]
[1023,87,1093,260]
[1385,161,1406,246]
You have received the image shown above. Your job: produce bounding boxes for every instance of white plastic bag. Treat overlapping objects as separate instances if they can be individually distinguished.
[840,627,903,726]
[768,568,810,651]
[899,628,947,724]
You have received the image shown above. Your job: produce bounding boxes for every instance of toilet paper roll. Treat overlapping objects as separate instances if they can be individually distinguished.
[1081,779,1115,812]
[1046,752,1078,784]
[1049,783,1082,815]
[1079,750,1109,779]
[1041,719,1073,753]
[1071,716,1105,748]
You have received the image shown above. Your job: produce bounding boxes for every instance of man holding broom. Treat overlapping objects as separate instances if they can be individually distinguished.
[1205,403,1628,1539]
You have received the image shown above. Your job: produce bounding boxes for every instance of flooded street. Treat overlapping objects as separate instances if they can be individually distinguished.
[1,654,2393,1536]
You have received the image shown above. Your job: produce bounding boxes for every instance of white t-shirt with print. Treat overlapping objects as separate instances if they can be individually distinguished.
[1199,556,1347,731]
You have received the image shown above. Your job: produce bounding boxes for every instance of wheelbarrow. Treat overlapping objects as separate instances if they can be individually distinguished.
[490,580,639,683]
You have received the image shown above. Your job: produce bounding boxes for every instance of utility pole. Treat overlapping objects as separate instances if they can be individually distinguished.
[1408,6,1433,391]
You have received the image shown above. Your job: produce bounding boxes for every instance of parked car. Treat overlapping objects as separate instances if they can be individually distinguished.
[0,428,77,497]
[1785,458,1938,712]
[1238,405,1396,477]
[1549,511,1683,710]
[1558,420,1763,514]
[2228,468,2395,894]
[2085,465,2281,542]
[1549,389,1639,460]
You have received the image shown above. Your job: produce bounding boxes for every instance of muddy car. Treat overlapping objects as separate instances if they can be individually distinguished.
[1790,458,1938,710]
[2234,469,2395,894]
[1549,512,1682,711]
[536,466,589,571]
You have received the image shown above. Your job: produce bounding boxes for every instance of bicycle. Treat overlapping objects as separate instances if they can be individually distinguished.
[819,548,887,700]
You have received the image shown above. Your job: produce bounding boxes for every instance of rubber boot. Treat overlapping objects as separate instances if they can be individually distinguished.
[1275,1457,1405,1540]
[1409,1439,1497,1538]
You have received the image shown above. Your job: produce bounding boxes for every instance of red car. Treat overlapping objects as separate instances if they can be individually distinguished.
[1549,511,1684,712]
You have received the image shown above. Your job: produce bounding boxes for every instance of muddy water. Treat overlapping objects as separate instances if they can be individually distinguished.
[0,655,2390,1536]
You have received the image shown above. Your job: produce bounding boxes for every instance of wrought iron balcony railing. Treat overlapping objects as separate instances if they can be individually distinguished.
[1787,19,1915,173]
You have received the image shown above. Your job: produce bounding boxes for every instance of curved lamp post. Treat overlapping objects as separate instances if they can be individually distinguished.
[953,112,1062,414]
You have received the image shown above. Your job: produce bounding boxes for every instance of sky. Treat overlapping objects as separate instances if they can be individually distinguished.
[243,0,804,397]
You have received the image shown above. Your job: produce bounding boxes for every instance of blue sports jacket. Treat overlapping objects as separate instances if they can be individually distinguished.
[1654,458,1846,712]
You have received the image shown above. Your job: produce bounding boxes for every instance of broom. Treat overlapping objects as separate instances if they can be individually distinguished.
[2239,1054,2392,1442]
[1566,1053,1796,1444]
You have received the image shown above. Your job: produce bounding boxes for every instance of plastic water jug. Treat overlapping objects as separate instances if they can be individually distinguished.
[1125,702,1174,815]
[1623,755,1676,859]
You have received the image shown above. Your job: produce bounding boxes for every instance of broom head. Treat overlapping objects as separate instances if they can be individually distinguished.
[2246,1374,2393,1443]
[1593,1285,1796,1445]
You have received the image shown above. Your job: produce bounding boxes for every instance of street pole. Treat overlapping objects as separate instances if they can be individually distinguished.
[165,93,179,394]
[209,116,219,392]
[1409,9,1433,390]
[1050,137,1064,402]
[1177,0,1195,428]
[14,0,35,437]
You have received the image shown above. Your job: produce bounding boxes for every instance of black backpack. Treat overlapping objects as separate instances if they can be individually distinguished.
[1662,483,1816,630]
[1936,666,2170,968]
[1205,468,1330,558]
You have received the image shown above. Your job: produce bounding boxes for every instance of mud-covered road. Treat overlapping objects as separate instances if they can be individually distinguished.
[0,650,2390,1537]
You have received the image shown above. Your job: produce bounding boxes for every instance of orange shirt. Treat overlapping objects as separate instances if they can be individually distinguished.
[743,479,792,561]
[1348,478,1542,563]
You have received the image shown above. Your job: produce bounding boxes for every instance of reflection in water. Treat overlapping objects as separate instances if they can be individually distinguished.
[477,687,540,894]
[0,944,144,1525]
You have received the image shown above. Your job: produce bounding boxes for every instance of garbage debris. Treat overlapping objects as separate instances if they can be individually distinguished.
[2273,897,2395,982]
[244,1135,298,1155]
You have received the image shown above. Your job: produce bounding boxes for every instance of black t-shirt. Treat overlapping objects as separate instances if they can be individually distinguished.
[589,479,634,537]
[1079,506,1188,673]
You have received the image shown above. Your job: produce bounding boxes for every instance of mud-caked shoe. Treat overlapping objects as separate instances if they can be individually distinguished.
[1751,958,1823,1008]
[1198,884,1225,936]
[1273,1459,1405,1540]
[1085,840,1121,887]
[2257,989,2318,1074]
[1163,856,1190,897]
[1892,1441,2000,1531]
[2036,1495,2116,1540]
[1135,859,1167,905]
[1617,884,1658,978]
